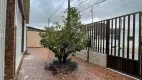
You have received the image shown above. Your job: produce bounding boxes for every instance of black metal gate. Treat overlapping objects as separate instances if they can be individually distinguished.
[86,11,142,79]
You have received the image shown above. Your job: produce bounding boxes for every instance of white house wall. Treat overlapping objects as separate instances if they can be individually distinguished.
[0,0,7,80]
[15,0,23,72]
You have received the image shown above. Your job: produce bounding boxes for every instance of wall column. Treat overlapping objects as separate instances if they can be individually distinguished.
[5,0,16,80]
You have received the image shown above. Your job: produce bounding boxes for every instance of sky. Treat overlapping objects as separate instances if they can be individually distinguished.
[29,0,142,29]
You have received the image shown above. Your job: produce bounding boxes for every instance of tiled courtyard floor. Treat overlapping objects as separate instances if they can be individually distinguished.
[17,48,134,80]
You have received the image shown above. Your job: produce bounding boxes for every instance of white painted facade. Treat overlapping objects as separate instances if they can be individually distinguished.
[15,0,25,71]
[0,0,7,80]
[0,0,28,79]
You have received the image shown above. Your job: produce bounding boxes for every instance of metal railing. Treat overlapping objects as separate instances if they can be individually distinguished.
[85,11,142,79]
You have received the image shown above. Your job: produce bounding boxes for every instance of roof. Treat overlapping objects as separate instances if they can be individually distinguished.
[23,0,30,24]
[27,26,45,32]
[18,0,30,24]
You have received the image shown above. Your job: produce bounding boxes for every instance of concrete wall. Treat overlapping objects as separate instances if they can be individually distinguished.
[75,50,107,67]
[27,31,42,47]
[0,0,7,80]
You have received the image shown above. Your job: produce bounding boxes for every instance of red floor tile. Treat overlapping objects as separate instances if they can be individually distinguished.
[17,48,134,80]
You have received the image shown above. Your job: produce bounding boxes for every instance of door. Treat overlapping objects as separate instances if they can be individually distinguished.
[107,12,142,78]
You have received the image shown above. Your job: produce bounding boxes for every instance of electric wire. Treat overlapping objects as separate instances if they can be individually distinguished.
[48,0,67,20]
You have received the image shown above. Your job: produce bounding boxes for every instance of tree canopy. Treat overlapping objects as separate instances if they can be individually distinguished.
[40,7,87,63]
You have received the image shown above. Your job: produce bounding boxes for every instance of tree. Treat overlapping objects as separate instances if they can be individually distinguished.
[40,7,87,63]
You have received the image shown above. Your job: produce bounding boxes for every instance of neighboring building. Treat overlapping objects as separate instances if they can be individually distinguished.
[0,0,30,80]
[27,26,45,48]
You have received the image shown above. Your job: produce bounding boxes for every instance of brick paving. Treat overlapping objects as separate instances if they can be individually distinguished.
[17,48,134,80]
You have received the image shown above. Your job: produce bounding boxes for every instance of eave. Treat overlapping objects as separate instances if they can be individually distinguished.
[18,0,30,24]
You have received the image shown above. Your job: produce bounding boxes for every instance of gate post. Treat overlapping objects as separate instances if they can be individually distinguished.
[106,20,110,67]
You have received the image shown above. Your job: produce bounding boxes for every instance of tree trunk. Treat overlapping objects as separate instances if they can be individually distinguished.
[63,54,68,64]
[57,55,62,63]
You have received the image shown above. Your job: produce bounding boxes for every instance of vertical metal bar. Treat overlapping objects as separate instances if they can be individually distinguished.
[103,21,105,53]
[92,24,93,51]
[90,24,92,51]
[111,19,113,55]
[92,23,94,51]
[94,23,96,52]
[118,17,121,57]
[84,26,86,50]
[106,20,110,66]
[138,12,142,78]
[87,25,89,51]
[127,15,130,59]
[96,23,98,52]
[98,22,100,53]
[87,24,90,62]
[91,23,94,51]
[114,18,117,56]
[122,16,126,58]
[91,23,92,51]
[85,25,88,50]
[100,21,102,53]
[87,24,90,49]
[132,14,135,60]
[100,22,101,53]
[90,24,91,51]
[139,12,142,80]
[97,22,99,53]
